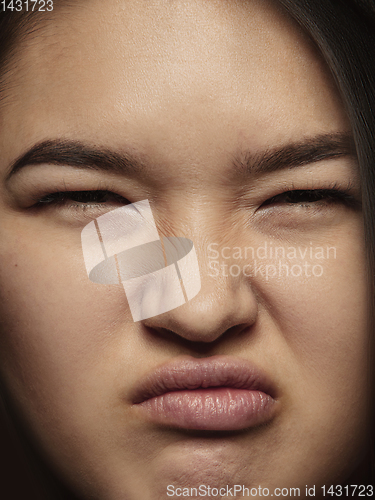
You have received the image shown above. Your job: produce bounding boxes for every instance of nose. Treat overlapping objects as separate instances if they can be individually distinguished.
[141,248,259,344]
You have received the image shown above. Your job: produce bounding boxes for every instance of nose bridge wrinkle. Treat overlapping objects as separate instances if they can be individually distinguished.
[81,199,202,322]
[81,198,259,339]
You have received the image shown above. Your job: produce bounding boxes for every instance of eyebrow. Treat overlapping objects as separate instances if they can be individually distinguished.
[6,139,146,181]
[238,132,356,175]
[6,133,356,181]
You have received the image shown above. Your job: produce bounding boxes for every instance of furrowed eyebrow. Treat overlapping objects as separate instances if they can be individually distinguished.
[6,133,356,182]
[236,133,356,175]
[6,139,145,181]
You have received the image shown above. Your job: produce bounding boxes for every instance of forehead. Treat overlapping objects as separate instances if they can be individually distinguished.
[0,0,349,169]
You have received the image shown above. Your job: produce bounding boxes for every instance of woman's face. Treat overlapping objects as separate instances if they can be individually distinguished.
[0,0,370,498]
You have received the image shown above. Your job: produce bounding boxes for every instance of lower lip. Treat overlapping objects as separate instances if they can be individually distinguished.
[136,388,276,431]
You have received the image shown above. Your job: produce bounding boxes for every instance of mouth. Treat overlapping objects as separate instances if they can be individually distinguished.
[131,355,278,431]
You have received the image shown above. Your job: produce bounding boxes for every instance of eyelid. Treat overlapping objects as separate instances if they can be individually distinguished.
[25,190,131,222]
[262,187,361,208]
[36,189,128,204]
[7,165,139,209]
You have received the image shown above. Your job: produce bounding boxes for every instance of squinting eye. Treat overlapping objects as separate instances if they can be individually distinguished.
[261,188,361,209]
[36,190,129,208]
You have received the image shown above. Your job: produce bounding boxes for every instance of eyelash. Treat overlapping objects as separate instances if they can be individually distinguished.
[36,190,130,209]
[260,186,360,209]
[35,186,360,211]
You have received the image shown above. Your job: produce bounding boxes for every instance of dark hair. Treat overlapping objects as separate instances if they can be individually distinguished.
[277,0,375,485]
[0,0,374,497]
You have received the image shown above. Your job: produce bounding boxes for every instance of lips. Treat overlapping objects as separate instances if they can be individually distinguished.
[131,356,278,431]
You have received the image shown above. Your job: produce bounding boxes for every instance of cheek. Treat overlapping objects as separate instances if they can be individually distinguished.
[249,216,368,373]
[263,232,369,446]
[0,224,156,490]
[0,225,133,414]
[275,248,367,371]
[249,233,370,482]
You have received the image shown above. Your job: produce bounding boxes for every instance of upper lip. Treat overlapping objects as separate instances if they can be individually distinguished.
[131,355,277,404]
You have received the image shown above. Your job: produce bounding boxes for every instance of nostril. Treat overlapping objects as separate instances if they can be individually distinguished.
[141,321,254,356]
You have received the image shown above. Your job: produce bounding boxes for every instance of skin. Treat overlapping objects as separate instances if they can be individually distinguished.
[0,0,370,498]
